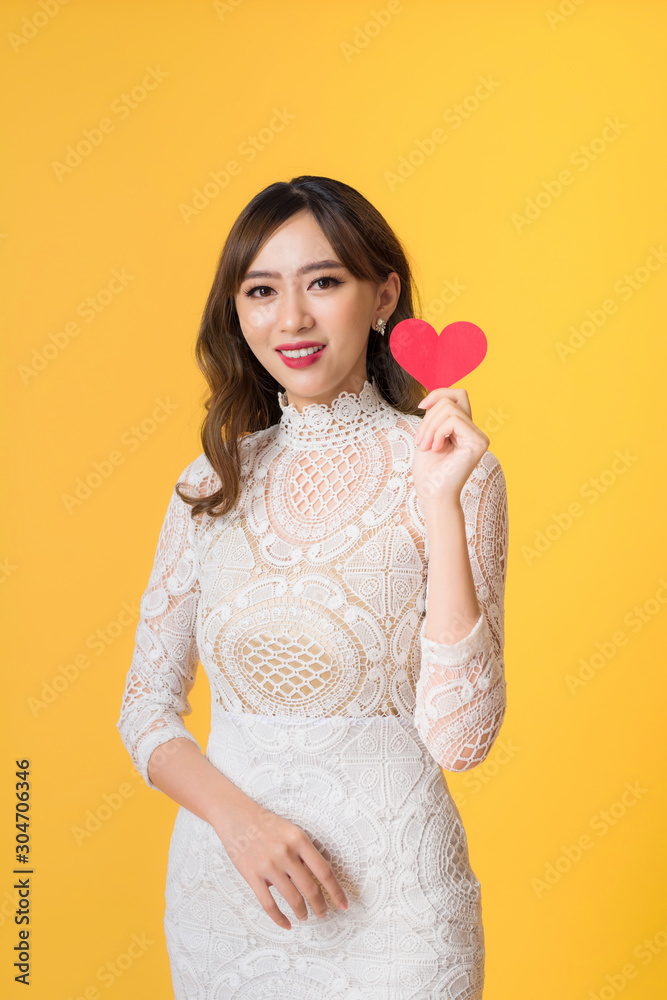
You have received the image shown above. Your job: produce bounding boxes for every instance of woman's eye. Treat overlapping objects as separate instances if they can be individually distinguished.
[311,276,342,290]
[243,275,342,298]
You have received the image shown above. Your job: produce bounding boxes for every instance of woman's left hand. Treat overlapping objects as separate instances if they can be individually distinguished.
[412,387,490,505]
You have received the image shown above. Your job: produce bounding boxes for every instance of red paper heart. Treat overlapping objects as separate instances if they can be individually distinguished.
[389,319,487,390]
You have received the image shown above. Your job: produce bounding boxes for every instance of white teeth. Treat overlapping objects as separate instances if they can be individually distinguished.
[278,345,324,358]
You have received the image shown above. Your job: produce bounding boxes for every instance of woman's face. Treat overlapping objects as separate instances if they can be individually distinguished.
[234,209,400,410]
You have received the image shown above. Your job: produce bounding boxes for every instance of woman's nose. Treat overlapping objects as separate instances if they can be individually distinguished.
[276,288,312,332]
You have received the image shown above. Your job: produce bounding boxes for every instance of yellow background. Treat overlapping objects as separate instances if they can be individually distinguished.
[3,1,666,997]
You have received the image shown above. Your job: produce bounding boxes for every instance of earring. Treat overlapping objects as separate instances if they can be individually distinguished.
[374,317,387,337]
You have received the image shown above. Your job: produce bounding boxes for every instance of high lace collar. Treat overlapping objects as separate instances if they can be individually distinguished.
[275,378,397,450]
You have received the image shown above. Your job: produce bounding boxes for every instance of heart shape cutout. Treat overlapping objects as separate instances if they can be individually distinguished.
[389,319,487,390]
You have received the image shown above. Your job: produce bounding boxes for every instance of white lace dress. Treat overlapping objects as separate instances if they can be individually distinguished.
[116,378,508,1000]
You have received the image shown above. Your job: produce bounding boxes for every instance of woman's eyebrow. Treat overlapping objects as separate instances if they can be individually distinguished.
[242,259,346,281]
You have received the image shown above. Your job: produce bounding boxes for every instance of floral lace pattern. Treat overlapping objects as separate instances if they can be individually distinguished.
[116,377,508,998]
[165,709,485,999]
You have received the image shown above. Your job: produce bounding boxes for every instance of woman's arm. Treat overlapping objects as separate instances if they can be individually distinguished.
[146,736,252,828]
[116,458,349,928]
[414,453,508,771]
[116,470,204,789]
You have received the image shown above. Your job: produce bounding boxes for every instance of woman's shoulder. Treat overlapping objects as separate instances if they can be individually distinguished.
[174,426,277,495]
[173,452,221,502]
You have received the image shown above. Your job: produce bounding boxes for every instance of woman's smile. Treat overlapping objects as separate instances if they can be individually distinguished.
[275,343,327,367]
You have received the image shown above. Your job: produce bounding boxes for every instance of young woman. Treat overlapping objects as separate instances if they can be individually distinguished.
[116,175,508,999]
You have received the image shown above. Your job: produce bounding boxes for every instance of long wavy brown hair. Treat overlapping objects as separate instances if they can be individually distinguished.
[177,175,426,519]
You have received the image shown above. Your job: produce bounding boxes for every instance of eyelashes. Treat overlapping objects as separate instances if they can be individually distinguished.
[243,275,344,298]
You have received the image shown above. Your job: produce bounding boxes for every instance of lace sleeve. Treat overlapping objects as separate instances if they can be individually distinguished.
[116,463,203,790]
[414,452,508,772]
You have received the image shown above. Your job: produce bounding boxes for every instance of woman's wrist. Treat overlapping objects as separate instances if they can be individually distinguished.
[421,497,465,532]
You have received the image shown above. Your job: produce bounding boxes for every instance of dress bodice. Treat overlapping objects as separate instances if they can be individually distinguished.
[195,378,429,721]
[117,378,508,789]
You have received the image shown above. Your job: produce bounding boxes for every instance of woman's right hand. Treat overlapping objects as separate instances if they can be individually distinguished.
[213,795,349,930]
[145,738,348,930]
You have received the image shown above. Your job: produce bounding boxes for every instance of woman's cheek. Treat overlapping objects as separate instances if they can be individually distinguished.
[246,302,272,330]
[240,305,274,346]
